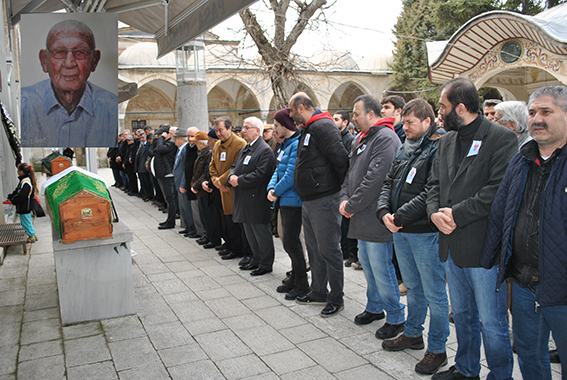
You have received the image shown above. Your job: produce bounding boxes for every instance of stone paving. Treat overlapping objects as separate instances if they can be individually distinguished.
[0,168,561,379]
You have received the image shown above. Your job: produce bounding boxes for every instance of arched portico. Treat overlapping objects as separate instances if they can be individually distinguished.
[124,79,177,130]
[428,5,567,101]
[207,78,261,126]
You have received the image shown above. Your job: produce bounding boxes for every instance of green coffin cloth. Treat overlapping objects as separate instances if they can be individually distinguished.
[41,152,71,174]
[44,170,110,238]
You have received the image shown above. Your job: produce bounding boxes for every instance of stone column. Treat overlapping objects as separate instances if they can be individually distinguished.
[176,38,209,131]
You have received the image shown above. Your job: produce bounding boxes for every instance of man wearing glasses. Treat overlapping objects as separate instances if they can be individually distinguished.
[21,19,117,147]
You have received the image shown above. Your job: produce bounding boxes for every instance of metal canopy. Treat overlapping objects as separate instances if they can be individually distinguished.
[9,0,257,57]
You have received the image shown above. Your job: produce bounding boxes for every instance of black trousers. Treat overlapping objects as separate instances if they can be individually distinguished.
[198,196,221,245]
[280,206,308,286]
[157,177,176,226]
[139,172,154,198]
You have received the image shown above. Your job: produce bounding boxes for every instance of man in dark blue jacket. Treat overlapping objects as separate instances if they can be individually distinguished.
[481,85,567,379]
[377,99,448,375]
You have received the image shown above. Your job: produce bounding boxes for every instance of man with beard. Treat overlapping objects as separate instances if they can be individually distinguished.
[290,92,349,317]
[426,78,517,380]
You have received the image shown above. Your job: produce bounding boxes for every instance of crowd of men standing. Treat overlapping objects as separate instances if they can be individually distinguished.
[108,79,566,380]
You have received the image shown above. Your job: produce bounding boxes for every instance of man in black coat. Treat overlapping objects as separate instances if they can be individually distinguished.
[426,78,517,380]
[229,117,276,276]
[154,124,178,230]
[290,92,349,318]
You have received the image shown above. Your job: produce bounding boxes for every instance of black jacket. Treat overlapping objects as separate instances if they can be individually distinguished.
[426,116,518,267]
[294,111,348,201]
[230,138,276,224]
[9,175,33,214]
[377,124,444,233]
[184,144,198,200]
[340,128,354,153]
[154,136,177,178]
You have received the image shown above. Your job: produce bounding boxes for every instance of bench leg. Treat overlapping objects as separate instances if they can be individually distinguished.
[23,243,28,255]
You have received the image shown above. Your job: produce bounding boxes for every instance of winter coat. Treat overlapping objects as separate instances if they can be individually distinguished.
[340,119,400,242]
[377,124,445,233]
[153,136,177,179]
[209,133,247,214]
[480,140,567,307]
[267,132,302,208]
[426,117,518,267]
[230,138,276,224]
[8,175,33,214]
[191,146,213,198]
[294,111,348,201]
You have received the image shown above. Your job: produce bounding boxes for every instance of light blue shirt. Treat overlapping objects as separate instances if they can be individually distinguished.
[21,79,118,147]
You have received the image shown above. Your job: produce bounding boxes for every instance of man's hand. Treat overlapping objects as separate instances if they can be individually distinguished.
[267,189,278,202]
[220,185,230,192]
[339,200,354,218]
[213,178,222,189]
[191,187,198,194]
[179,187,186,194]
[202,181,212,193]
[116,157,122,162]
[229,175,239,187]
[431,208,457,235]
[382,213,402,233]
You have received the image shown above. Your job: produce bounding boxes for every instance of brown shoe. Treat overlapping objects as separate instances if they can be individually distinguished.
[415,350,448,375]
[382,334,424,351]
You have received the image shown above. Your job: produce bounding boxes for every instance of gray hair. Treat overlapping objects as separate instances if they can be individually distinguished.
[528,85,567,113]
[243,117,264,135]
[494,101,529,134]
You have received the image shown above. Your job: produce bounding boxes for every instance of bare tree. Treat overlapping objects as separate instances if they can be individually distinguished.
[239,0,330,109]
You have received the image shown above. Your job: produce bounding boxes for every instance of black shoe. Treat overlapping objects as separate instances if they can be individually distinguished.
[431,365,479,380]
[215,244,226,251]
[345,255,358,267]
[550,349,561,364]
[221,252,242,260]
[158,224,175,230]
[178,229,189,234]
[159,221,168,226]
[382,334,424,351]
[320,303,344,318]
[375,322,404,340]
[276,283,294,294]
[197,236,209,244]
[184,233,200,238]
[238,257,252,267]
[203,242,217,249]
[218,249,231,256]
[240,263,258,271]
[415,351,448,375]
[250,268,272,276]
[295,294,326,306]
[284,287,310,301]
[354,311,385,325]
[281,272,294,286]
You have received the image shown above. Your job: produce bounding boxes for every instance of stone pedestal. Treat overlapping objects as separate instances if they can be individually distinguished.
[52,222,135,325]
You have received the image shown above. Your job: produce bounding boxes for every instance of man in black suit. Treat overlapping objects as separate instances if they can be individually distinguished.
[427,78,517,380]
[228,116,276,276]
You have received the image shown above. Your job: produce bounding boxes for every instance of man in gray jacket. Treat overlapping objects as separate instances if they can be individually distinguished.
[339,95,404,337]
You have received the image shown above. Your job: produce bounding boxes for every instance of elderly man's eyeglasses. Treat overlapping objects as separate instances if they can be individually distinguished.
[48,48,94,60]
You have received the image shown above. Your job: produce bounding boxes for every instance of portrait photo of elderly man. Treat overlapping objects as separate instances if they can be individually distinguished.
[20,14,118,148]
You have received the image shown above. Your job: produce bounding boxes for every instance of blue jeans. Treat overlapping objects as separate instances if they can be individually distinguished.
[393,232,449,353]
[445,255,513,379]
[19,213,35,237]
[357,240,405,325]
[512,282,567,380]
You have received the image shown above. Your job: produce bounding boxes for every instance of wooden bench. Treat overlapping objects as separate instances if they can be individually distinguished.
[0,223,28,265]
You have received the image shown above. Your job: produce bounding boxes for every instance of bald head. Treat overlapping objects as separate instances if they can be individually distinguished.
[46,20,96,51]
[289,92,316,126]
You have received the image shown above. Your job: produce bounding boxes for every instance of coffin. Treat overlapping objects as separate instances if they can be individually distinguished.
[41,152,72,175]
[43,168,112,243]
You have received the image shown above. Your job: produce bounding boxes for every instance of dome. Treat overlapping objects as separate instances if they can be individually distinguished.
[310,51,359,71]
[119,42,176,68]
[359,54,393,72]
